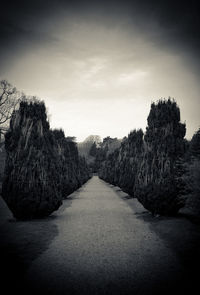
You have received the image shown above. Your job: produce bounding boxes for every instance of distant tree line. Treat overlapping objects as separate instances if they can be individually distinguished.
[99,99,200,216]
[88,137,122,173]
[2,99,90,219]
[77,135,102,173]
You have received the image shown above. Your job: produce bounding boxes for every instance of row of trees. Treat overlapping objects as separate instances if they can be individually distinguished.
[99,99,199,216]
[2,99,91,219]
[88,137,121,173]
[184,129,200,214]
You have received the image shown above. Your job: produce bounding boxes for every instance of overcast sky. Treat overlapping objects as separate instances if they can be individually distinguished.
[0,0,199,141]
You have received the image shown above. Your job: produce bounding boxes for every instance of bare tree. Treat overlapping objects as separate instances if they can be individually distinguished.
[0,80,22,142]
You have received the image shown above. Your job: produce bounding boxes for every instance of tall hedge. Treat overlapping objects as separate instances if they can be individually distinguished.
[99,99,187,215]
[135,99,186,215]
[2,100,90,219]
[99,130,144,196]
[184,128,200,214]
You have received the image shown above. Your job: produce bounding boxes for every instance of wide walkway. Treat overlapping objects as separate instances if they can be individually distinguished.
[23,176,183,295]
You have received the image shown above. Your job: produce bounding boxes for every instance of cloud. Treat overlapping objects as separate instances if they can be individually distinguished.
[1,0,199,57]
[0,0,199,141]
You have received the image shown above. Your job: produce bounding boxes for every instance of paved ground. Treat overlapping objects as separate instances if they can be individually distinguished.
[12,176,189,295]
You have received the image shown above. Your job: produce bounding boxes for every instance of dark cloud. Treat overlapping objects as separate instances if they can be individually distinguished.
[0,0,199,140]
[1,0,199,50]
[135,0,200,55]
[0,0,199,75]
[0,0,199,72]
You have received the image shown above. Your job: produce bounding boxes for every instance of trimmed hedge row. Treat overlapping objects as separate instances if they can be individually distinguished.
[99,99,187,215]
[2,100,90,219]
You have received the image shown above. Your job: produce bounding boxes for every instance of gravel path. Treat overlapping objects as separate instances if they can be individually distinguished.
[20,176,187,295]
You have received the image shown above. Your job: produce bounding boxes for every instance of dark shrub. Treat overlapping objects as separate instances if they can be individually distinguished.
[135,99,186,215]
[2,100,62,219]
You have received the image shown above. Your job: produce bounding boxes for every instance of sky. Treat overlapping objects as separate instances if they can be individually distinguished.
[0,0,199,142]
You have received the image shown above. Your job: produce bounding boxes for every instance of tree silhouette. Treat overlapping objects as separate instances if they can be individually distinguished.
[190,128,200,160]
[0,80,22,142]
[89,142,97,157]
[136,99,186,215]
[2,99,90,219]
[99,98,187,216]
